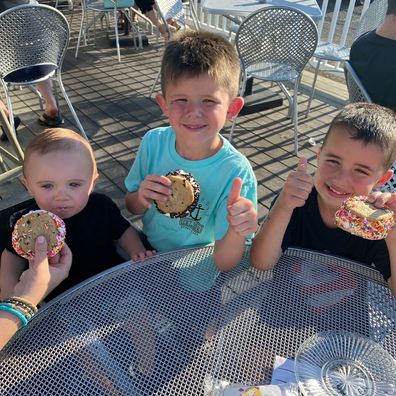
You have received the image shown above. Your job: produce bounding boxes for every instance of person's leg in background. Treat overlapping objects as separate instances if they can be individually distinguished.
[134,0,168,38]
[37,80,64,127]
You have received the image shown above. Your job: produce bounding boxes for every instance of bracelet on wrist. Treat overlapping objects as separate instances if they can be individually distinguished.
[0,303,29,327]
[0,298,37,327]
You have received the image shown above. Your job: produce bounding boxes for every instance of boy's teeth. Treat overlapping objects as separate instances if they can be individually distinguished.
[330,186,346,195]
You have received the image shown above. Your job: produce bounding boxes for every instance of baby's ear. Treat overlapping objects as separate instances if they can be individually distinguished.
[21,176,33,197]
[226,97,244,121]
[374,169,394,188]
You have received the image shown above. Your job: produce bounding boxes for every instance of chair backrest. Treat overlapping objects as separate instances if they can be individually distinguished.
[0,4,69,79]
[235,6,318,74]
[155,0,186,37]
[343,61,372,103]
[354,0,387,41]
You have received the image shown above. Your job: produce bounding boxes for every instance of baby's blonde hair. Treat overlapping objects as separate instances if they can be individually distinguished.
[23,128,98,179]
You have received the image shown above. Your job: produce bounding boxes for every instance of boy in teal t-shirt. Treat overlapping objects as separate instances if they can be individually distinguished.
[125,31,258,272]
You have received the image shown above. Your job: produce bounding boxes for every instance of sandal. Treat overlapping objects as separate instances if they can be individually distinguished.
[0,116,21,142]
[38,113,64,127]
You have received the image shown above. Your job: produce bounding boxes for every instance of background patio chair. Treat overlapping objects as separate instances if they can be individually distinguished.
[305,0,388,115]
[0,107,24,185]
[148,0,188,97]
[0,3,88,140]
[343,61,396,194]
[343,60,372,104]
[231,6,318,155]
[75,0,143,63]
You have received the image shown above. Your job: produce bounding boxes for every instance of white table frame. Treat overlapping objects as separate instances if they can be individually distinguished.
[202,0,323,21]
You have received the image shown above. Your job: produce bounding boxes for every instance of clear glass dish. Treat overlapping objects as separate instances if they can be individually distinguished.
[295,330,396,396]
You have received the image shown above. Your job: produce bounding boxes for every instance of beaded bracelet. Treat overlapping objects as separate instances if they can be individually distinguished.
[0,304,29,327]
[3,298,37,318]
[9,297,38,313]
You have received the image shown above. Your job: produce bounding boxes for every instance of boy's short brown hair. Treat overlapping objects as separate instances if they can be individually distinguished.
[23,128,98,178]
[160,30,241,98]
[323,103,396,170]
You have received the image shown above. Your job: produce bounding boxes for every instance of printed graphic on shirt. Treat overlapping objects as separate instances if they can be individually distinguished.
[179,199,208,235]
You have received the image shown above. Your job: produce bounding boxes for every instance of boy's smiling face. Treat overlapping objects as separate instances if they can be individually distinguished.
[314,126,393,216]
[22,148,97,219]
[156,74,243,159]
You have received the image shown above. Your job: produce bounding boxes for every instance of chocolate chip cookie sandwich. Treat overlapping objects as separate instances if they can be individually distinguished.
[155,169,200,218]
[12,210,66,259]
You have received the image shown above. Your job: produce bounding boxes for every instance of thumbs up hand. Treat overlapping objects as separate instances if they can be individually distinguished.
[227,178,258,236]
[278,157,313,211]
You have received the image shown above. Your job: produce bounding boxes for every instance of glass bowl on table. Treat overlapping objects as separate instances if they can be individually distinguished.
[295,330,396,396]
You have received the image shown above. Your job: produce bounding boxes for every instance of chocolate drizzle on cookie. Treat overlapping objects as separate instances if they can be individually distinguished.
[155,169,200,218]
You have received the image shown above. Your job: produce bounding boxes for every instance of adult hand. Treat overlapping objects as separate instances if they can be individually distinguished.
[227,177,258,236]
[278,157,313,211]
[13,236,72,306]
[138,174,172,209]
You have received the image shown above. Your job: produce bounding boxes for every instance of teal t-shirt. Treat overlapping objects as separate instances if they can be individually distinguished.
[125,126,257,252]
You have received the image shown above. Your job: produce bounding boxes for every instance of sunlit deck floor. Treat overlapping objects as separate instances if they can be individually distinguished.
[0,8,348,223]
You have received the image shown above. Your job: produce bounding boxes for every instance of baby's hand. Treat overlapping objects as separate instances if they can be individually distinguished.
[227,178,258,236]
[278,157,313,211]
[131,249,156,262]
[138,174,172,209]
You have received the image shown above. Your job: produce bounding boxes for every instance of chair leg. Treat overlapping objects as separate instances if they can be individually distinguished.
[113,8,121,62]
[2,87,16,138]
[293,79,299,156]
[124,10,143,50]
[278,82,293,119]
[306,59,321,117]
[188,0,200,30]
[27,86,44,111]
[75,5,86,58]
[228,73,247,142]
[149,69,161,98]
[56,75,89,142]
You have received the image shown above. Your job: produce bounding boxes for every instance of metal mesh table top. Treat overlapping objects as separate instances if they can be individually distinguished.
[1,246,396,395]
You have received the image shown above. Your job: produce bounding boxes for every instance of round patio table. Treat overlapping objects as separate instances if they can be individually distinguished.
[1,246,396,395]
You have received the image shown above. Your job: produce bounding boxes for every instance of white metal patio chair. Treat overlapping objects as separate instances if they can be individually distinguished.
[75,0,143,63]
[148,0,187,97]
[343,61,396,193]
[231,6,318,155]
[0,106,24,184]
[343,61,372,104]
[0,4,88,140]
[306,0,387,115]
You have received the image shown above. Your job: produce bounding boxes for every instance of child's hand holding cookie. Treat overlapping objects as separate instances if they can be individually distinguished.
[367,190,396,241]
[227,178,258,236]
[137,174,173,209]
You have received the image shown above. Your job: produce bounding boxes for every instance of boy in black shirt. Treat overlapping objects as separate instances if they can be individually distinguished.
[0,128,154,301]
[251,103,396,296]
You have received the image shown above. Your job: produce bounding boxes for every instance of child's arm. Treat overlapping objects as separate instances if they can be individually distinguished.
[0,249,27,299]
[117,227,155,262]
[369,191,396,297]
[250,158,313,271]
[214,178,258,272]
[125,174,172,214]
